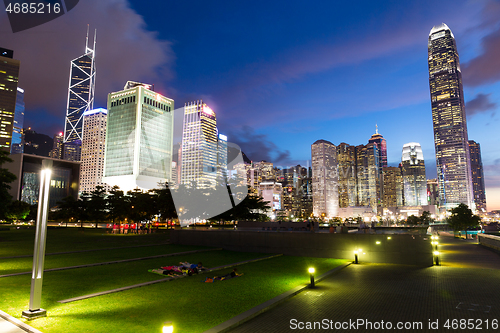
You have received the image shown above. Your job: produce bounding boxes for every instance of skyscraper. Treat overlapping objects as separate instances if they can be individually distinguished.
[311,139,338,218]
[180,100,218,189]
[0,47,20,151]
[381,167,403,208]
[468,140,486,212]
[401,143,427,206]
[80,108,110,193]
[337,142,357,207]
[11,87,25,154]
[355,143,380,211]
[103,82,174,191]
[428,23,473,209]
[63,29,96,161]
[217,133,228,182]
[368,125,387,168]
[50,133,64,159]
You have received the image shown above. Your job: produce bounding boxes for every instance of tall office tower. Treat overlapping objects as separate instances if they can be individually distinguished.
[217,133,228,182]
[428,23,473,209]
[103,82,174,191]
[468,140,486,212]
[368,125,387,168]
[80,108,110,193]
[0,47,20,151]
[311,140,338,218]
[11,87,25,154]
[180,100,218,189]
[401,143,427,206]
[337,142,357,207]
[50,133,64,159]
[63,29,96,161]
[355,143,380,211]
[381,167,403,208]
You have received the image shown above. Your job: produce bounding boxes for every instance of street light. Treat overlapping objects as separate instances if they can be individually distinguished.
[308,267,315,288]
[22,159,52,320]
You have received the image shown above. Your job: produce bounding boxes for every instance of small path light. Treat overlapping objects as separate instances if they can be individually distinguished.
[434,250,440,266]
[163,321,174,333]
[308,267,315,288]
[354,249,362,264]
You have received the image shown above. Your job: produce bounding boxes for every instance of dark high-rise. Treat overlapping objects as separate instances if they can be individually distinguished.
[0,47,20,151]
[368,125,387,168]
[428,23,473,209]
[468,140,486,212]
[63,30,96,161]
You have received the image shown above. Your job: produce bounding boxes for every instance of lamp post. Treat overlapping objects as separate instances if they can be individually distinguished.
[308,267,315,288]
[354,249,362,264]
[22,159,52,320]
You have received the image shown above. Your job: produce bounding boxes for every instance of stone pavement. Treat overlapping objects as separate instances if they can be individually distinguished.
[226,234,500,332]
[0,310,42,333]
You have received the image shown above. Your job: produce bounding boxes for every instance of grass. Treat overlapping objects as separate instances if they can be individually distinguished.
[0,228,348,333]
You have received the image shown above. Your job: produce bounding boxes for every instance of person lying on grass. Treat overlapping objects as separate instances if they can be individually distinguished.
[180,261,206,271]
[160,265,198,276]
[204,268,243,282]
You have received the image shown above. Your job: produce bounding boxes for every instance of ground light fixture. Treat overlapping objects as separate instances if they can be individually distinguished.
[354,249,362,264]
[22,160,52,320]
[162,321,174,333]
[308,267,315,288]
[376,241,381,244]
[433,251,440,265]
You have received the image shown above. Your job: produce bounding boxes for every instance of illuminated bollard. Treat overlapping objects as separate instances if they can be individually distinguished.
[308,267,315,288]
[354,249,362,264]
[434,251,440,265]
[163,321,174,333]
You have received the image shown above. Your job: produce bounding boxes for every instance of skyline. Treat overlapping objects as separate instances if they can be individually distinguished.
[1,0,499,210]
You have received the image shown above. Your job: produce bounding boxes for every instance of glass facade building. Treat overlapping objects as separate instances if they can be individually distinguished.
[6,154,80,209]
[103,82,174,191]
[428,23,473,209]
[311,139,338,218]
[0,47,20,151]
[337,142,357,207]
[368,125,387,168]
[180,101,218,189]
[11,87,24,154]
[401,142,427,206]
[63,31,96,161]
[468,140,486,212]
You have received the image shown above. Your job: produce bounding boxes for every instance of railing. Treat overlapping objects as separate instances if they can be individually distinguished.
[478,233,500,251]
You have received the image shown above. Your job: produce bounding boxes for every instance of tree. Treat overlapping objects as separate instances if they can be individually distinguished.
[0,150,17,219]
[447,203,480,237]
[153,183,177,227]
[420,211,434,224]
[87,186,107,226]
[107,186,127,223]
[406,215,420,225]
[6,200,31,222]
[56,195,80,226]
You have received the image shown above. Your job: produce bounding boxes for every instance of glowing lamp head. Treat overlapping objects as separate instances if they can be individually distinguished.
[162,322,174,333]
[433,251,440,256]
[387,236,391,240]
[376,241,381,245]
[308,267,315,274]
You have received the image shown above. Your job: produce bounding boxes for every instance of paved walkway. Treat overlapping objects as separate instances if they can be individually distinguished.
[225,234,500,332]
[0,310,42,333]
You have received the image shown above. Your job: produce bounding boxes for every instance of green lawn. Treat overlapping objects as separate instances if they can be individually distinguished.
[0,228,347,333]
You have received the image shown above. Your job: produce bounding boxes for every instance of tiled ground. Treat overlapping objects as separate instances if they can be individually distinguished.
[228,235,500,332]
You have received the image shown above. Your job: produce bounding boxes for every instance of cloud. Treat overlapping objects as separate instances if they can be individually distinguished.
[462,27,500,87]
[225,126,292,165]
[0,0,175,125]
[466,93,497,116]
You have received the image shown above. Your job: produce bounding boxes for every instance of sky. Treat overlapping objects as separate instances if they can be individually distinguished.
[1,0,499,210]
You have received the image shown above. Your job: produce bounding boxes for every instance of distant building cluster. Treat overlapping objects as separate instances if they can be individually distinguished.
[0,23,488,218]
